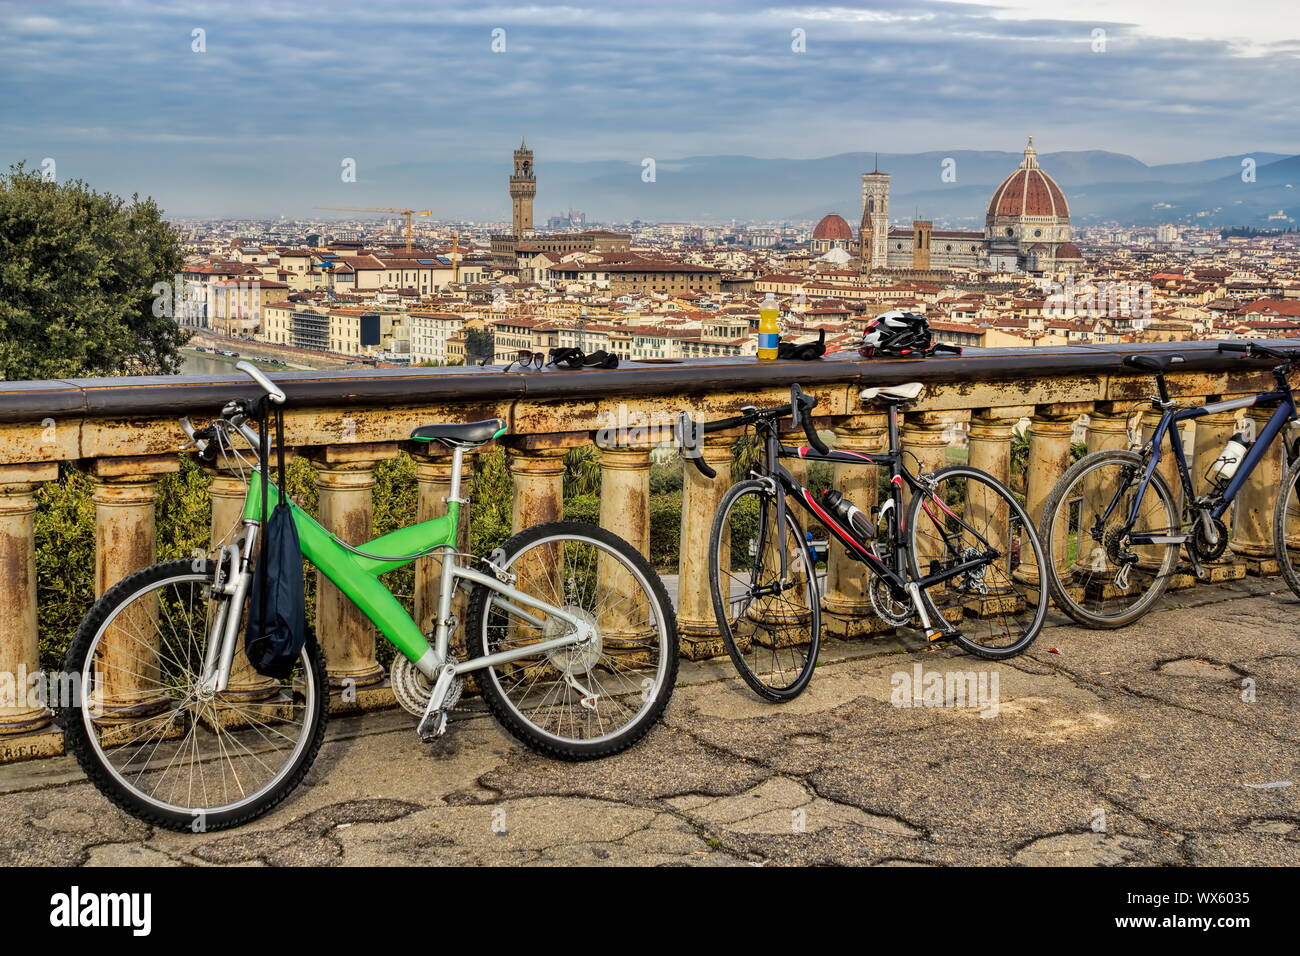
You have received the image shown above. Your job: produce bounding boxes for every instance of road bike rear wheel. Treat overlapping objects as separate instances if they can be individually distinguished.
[1273,458,1300,600]
[1039,450,1179,629]
[60,559,328,832]
[906,466,1048,659]
[709,480,820,700]
[464,521,677,760]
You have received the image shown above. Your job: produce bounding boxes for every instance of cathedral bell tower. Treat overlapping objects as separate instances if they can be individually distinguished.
[858,161,890,275]
[510,137,536,236]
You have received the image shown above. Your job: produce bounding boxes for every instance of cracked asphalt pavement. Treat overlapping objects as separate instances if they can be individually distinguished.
[1,581,1296,866]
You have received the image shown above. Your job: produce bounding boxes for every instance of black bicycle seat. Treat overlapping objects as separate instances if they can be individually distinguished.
[410,418,506,446]
[1123,353,1184,373]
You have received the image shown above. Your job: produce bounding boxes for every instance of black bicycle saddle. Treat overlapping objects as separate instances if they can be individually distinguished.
[1123,353,1184,373]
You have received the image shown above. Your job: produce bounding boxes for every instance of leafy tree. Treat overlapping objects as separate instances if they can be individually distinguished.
[0,163,187,380]
[464,327,494,364]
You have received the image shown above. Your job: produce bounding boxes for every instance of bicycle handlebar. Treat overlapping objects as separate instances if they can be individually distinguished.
[677,384,824,480]
[789,383,829,456]
[236,360,286,405]
[1218,341,1300,364]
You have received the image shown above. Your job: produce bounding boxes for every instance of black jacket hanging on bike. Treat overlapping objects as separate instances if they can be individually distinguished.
[244,398,307,679]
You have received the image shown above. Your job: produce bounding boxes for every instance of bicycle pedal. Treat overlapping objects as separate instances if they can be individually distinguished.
[926,629,945,643]
[416,709,448,742]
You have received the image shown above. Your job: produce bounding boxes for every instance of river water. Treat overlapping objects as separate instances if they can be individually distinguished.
[179,350,289,376]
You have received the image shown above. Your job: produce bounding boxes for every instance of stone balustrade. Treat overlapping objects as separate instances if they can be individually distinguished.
[1,341,1293,761]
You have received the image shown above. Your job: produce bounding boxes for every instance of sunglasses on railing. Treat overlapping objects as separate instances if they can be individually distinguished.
[483,348,621,372]
[503,349,545,371]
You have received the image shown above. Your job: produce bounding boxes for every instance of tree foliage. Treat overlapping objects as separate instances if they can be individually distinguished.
[464,327,494,365]
[0,163,187,380]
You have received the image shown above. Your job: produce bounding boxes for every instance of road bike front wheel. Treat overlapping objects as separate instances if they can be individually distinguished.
[1038,450,1180,629]
[906,465,1049,659]
[708,480,821,701]
[60,559,328,832]
[1273,457,1300,600]
[464,521,677,760]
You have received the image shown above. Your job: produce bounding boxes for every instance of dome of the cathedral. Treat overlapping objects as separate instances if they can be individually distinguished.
[987,138,1069,219]
[812,214,854,241]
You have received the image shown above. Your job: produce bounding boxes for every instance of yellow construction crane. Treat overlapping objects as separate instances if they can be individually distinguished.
[314,205,433,251]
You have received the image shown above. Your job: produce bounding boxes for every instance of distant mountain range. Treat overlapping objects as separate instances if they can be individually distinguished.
[324,148,1299,228]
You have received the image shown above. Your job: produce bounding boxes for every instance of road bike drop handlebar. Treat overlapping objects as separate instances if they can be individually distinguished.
[676,383,826,480]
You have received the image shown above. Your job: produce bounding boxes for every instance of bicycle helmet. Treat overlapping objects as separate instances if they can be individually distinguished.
[859,310,961,358]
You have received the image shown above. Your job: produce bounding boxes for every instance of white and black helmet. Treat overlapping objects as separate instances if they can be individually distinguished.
[859,310,961,358]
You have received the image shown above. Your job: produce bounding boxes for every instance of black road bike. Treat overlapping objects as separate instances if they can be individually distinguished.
[678,383,1050,701]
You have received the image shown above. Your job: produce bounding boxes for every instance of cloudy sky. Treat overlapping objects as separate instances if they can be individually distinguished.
[2,0,1296,217]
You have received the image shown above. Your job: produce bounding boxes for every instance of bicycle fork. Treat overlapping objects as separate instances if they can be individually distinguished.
[198,522,260,697]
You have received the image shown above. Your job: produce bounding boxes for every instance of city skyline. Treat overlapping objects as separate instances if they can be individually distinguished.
[3,1,1297,219]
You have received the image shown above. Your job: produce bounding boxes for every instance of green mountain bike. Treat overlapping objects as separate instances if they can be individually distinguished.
[60,363,677,832]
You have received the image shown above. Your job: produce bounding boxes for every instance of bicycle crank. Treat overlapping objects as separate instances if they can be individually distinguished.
[414,661,464,741]
[393,652,462,718]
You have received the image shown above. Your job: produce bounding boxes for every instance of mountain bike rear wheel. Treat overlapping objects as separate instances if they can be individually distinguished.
[1039,450,1179,628]
[464,521,677,760]
[709,480,821,700]
[907,466,1048,659]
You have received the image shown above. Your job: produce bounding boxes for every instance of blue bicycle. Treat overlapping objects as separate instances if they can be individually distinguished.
[1039,341,1300,628]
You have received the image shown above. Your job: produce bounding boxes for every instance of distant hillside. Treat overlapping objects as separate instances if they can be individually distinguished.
[332,149,1296,227]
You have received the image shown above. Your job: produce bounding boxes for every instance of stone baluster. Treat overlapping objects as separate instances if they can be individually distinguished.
[89,456,180,720]
[307,444,394,691]
[505,434,587,533]
[1086,403,1132,455]
[596,439,654,651]
[967,407,1032,615]
[677,433,734,660]
[1017,405,1087,586]
[822,414,889,639]
[900,409,950,570]
[0,463,58,741]
[412,447,473,642]
[1233,404,1283,576]
[503,433,588,646]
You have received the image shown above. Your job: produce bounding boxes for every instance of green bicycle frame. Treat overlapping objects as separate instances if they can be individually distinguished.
[242,469,455,666]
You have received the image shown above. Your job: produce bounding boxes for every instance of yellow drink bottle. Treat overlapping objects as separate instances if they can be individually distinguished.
[757,293,779,360]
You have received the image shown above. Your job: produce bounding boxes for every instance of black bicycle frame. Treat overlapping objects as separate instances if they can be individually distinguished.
[752,406,995,595]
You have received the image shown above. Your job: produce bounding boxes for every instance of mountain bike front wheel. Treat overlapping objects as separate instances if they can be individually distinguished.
[907,466,1049,659]
[60,559,328,832]
[464,521,677,760]
[708,480,820,701]
[1038,450,1179,628]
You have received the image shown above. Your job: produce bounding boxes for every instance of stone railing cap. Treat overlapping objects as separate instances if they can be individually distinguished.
[0,340,1294,424]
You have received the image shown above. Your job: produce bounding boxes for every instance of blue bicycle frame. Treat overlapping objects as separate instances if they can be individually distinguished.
[1121,372,1297,540]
